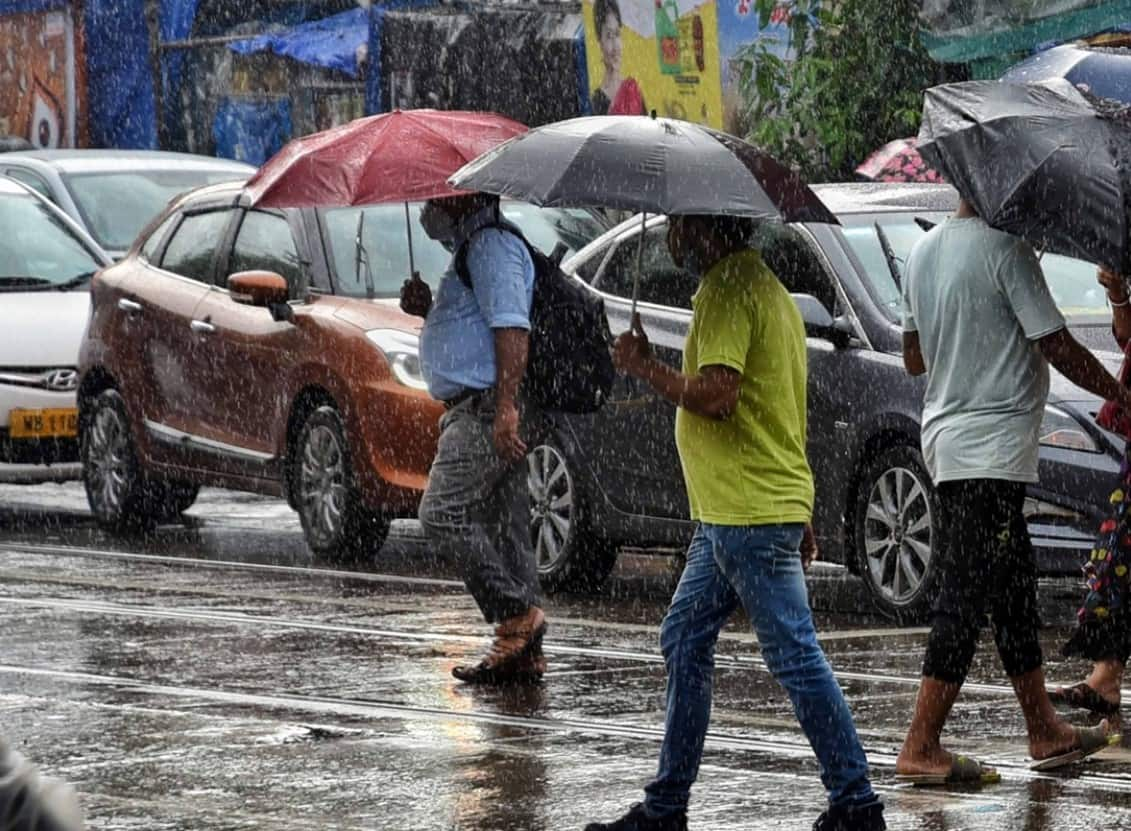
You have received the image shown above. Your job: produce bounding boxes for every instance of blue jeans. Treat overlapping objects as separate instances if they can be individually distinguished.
[643,523,876,816]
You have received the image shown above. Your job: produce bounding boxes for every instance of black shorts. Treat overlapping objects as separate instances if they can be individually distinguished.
[922,479,1043,683]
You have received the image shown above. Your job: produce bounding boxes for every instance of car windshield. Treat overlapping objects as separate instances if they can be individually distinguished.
[63,168,249,251]
[322,202,609,298]
[840,213,1112,325]
[0,193,103,291]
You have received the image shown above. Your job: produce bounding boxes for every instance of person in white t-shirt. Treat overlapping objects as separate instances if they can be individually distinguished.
[895,198,1131,783]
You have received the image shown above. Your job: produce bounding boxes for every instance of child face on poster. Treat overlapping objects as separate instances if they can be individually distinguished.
[596,0,623,80]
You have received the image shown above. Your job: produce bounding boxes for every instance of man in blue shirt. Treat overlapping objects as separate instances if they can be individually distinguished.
[401,193,547,684]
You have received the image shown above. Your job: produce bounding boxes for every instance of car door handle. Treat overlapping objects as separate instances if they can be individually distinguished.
[117,298,142,314]
[190,319,215,335]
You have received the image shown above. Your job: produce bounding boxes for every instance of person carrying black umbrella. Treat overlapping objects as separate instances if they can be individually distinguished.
[450,115,882,827]
[896,199,1128,783]
[585,214,884,831]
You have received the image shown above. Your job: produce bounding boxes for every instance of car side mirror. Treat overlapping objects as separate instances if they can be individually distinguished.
[792,293,852,348]
[228,270,293,322]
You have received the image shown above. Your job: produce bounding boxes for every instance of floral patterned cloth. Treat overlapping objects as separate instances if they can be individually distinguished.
[1063,442,1131,663]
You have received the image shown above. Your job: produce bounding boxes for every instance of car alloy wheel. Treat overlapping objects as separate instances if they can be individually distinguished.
[528,443,574,574]
[863,465,934,606]
[85,399,131,518]
[298,423,348,550]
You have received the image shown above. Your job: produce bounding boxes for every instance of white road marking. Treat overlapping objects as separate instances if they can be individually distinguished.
[0,593,1020,696]
[1,542,464,587]
[4,664,1130,796]
[0,543,933,642]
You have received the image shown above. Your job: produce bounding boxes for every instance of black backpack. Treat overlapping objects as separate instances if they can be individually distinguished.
[454,222,615,413]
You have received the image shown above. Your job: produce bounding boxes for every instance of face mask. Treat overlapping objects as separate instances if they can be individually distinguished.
[682,247,707,277]
[420,204,459,243]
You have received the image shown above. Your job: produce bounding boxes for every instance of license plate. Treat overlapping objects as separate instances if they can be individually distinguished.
[8,408,79,439]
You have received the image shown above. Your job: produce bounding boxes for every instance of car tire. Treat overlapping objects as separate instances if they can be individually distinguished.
[294,406,390,563]
[528,437,617,593]
[80,389,151,530]
[150,481,200,522]
[853,445,943,622]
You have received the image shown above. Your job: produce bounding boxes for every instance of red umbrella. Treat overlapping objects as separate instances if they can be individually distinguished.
[855,138,945,184]
[245,109,526,289]
[246,109,528,208]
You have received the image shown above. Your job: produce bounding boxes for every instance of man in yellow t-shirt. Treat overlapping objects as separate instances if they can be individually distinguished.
[584,215,883,831]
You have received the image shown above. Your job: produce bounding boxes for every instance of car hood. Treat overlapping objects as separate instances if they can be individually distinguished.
[0,290,89,367]
[332,297,423,334]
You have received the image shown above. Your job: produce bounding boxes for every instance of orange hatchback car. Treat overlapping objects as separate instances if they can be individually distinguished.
[78,181,606,559]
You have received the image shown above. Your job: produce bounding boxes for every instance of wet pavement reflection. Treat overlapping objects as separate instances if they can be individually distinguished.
[1,483,1129,830]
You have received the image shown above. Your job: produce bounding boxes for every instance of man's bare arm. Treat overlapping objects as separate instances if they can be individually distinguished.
[492,328,529,462]
[612,316,741,420]
[902,331,926,376]
[1038,328,1131,407]
[635,361,742,420]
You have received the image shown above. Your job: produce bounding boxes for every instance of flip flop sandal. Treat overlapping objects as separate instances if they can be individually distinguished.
[1048,683,1120,716]
[895,754,1002,786]
[1030,725,1122,772]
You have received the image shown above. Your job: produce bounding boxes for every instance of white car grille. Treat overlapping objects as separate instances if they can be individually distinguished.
[0,368,79,393]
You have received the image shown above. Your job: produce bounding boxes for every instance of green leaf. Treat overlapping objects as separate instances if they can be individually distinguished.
[730,0,941,182]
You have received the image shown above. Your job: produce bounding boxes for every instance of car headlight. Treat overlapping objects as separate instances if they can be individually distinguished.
[1039,405,1100,453]
[365,329,428,391]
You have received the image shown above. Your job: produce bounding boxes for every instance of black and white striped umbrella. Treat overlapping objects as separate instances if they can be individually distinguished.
[449,115,837,223]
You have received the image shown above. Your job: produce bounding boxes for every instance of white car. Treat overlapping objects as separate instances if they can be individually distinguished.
[0,176,111,483]
[0,150,254,259]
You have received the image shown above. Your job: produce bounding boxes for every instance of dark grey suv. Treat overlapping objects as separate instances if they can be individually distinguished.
[531,183,1121,619]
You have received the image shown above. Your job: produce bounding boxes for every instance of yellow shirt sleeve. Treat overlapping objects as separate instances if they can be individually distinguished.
[690,270,758,374]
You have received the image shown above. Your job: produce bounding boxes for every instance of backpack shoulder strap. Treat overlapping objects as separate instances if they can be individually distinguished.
[453,219,536,288]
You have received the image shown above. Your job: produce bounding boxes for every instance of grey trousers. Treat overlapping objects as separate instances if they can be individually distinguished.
[418,395,546,624]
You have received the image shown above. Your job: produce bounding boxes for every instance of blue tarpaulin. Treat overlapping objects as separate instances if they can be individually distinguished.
[212,97,292,165]
[229,7,368,78]
[0,0,65,13]
[83,0,157,148]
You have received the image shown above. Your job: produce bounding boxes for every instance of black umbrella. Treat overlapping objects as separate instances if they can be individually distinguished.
[450,115,835,220]
[1002,44,1131,105]
[917,78,1131,272]
[449,115,836,311]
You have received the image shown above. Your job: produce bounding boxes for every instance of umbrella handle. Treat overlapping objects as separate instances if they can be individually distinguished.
[630,212,647,318]
[405,201,417,277]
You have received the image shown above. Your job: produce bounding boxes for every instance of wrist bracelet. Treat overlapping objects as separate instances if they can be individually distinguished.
[1111,295,1131,308]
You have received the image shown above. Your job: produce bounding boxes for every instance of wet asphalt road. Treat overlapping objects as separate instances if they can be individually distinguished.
[1,484,1130,831]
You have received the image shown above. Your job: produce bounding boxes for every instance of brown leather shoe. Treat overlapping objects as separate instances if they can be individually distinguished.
[452,607,547,685]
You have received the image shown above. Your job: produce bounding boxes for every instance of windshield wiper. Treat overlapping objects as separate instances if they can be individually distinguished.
[874,222,903,290]
[0,276,53,290]
[54,270,97,291]
[354,211,376,299]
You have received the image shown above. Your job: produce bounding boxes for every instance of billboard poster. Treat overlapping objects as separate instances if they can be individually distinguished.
[0,9,82,147]
[583,0,725,128]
